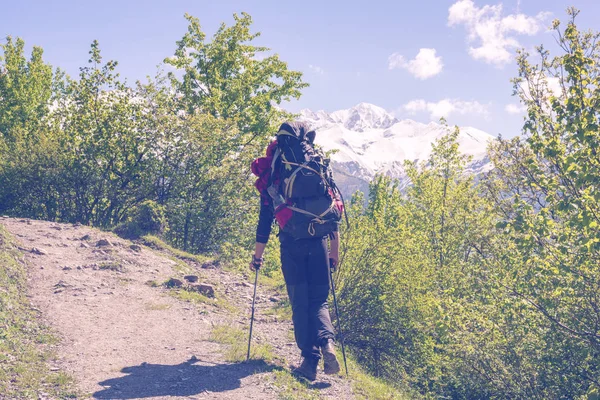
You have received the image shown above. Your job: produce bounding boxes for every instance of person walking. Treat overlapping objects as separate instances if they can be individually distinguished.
[250,121,343,381]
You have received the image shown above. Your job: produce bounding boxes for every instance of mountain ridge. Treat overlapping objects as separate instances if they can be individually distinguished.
[297,103,495,198]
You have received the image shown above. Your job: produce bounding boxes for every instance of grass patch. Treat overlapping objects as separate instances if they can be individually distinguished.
[98,261,123,272]
[47,371,77,390]
[257,273,286,291]
[209,324,277,363]
[168,288,237,314]
[117,277,133,286]
[144,303,171,311]
[228,265,286,293]
[140,235,213,276]
[141,235,212,265]
[345,353,410,400]
[0,226,79,398]
[219,241,286,289]
[270,347,409,400]
[139,234,168,250]
[270,370,320,400]
[285,328,296,343]
[263,298,293,321]
[172,260,194,275]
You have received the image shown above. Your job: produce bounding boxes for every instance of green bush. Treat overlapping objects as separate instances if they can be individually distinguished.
[114,200,167,239]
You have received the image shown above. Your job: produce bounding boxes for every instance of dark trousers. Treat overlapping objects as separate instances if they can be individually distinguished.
[280,234,335,360]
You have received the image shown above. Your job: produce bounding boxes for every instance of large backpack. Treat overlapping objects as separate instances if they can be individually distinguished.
[265,121,345,239]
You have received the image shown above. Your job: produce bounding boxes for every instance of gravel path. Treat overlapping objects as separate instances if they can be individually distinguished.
[1,217,354,400]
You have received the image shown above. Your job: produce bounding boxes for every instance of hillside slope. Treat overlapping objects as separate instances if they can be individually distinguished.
[1,217,399,399]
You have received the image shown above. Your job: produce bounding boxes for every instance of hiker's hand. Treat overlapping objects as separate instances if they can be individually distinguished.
[329,255,339,272]
[250,255,263,272]
[329,232,340,272]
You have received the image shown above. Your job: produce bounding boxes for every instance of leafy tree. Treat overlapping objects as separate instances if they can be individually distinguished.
[165,12,307,141]
[0,37,59,216]
[338,129,500,396]
[52,41,158,226]
[486,7,600,395]
[0,36,53,141]
[114,200,167,239]
[1,39,160,224]
[160,13,307,253]
[1,13,306,256]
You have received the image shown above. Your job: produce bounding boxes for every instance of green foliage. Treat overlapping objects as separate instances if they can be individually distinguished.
[55,41,159,226]
[209,324,276,363]
[165,12,307,138]
[0,39,159,225]
[0,36,53,139]
[114,200,167,239]
[485,7,600,396]
[338,127,550,397]
[270,370,320,400]
[0,37,61,217]
[0,12,305,256]
[153,110,256,253]
[346,354,411,400]
[97,261,124,272]
[331,10,600,398]
[161,12,305,253]
[140,234,212,266]
[5,7,600,399]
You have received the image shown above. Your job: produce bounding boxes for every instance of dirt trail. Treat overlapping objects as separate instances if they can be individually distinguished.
[1,217,354,399]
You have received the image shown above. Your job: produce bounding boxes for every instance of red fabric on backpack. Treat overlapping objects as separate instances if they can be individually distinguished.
[334,198,344,214]
[274,203,293,229]
[251,157,272,190]
[251,140,279,205]
[265,140,278,157]
[328,188,345,215]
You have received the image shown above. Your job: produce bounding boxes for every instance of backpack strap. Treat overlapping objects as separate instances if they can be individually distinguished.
[282,161,326,199]
[281,160,325,177]
[287,198,338,236]
[332,182,350,229]
[267,148,281,188]
[287,197,337,220]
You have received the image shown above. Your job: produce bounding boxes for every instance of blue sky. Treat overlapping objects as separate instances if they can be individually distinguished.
[2,0,599,137]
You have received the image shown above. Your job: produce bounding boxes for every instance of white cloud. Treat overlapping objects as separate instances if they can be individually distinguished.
[546,77,562,96]
[308,64,324,75]
[505,103,526,114]
[512,76,566,115]
[404,98,490,119]
[448,0,550,66]
[519,76,563,100]
[388,53,406,70]
[388,48,444,80]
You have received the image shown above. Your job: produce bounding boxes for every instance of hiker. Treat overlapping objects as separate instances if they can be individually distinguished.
[250,121,344,381]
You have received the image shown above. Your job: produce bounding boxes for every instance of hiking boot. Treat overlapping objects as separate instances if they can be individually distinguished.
[292,357,318,381]
[321,339,341,375]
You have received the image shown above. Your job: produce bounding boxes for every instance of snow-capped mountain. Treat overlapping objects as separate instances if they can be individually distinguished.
[302,102,399,132]
[299,103,495,199]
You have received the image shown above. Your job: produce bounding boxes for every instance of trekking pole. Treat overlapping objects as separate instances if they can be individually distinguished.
[329,259,349,377]
[247,264,260,361]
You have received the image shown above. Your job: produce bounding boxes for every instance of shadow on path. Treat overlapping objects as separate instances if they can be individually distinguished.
[93,357,281,399]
